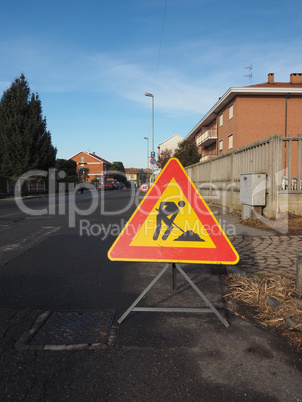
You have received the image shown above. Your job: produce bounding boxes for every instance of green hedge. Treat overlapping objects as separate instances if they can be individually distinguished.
[0,176,9,194]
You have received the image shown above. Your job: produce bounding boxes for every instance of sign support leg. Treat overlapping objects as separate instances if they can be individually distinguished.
[117,264,170,324]
[117,263,229,327]
[172,263,177,291]
[175,264,229,328]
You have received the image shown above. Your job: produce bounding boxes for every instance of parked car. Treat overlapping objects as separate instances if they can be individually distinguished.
[115,182,126,190]
[97,181,114,191]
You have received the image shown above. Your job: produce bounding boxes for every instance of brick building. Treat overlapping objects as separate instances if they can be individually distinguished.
[68,151,111,183]
[125,168,152,186]
[185,73,302,161]
[125,168,138,185]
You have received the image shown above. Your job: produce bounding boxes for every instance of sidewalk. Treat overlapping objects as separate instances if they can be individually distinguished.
[231,235,301,280]
[215,208,301,281]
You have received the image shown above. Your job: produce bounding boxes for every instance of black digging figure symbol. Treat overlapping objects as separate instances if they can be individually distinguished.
[153,201,205,242]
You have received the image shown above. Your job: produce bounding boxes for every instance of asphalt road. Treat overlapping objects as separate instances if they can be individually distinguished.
[0,189,301,401]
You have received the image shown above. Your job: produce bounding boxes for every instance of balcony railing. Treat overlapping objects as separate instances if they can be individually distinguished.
[196,129,217,147]
[200,151,217,161]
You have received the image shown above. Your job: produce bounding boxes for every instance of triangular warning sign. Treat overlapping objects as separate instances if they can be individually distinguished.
[108,158,239,264]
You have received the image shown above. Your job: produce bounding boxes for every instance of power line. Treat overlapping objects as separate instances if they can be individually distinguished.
[154,0,167,93]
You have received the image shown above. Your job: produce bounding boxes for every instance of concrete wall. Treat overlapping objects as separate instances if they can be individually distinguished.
[278,191,302,215]
[186,134,302,219]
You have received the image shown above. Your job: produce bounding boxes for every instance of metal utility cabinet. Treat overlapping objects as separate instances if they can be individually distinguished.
[240,172,266,218]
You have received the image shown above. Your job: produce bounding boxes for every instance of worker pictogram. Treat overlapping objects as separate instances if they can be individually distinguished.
[153,201,186,241]
[108,158,239,264]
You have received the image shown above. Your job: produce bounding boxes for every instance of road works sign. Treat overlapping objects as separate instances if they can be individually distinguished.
[108,158,239,264]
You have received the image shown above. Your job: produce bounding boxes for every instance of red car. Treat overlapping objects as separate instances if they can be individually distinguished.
[98,181,114,191]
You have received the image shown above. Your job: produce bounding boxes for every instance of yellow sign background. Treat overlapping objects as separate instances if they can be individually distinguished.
[130,179,216,249]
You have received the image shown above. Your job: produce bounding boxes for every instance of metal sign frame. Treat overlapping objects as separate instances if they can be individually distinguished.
[117,263,229,328]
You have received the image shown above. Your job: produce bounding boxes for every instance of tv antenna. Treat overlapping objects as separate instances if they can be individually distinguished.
[244,64,253,84]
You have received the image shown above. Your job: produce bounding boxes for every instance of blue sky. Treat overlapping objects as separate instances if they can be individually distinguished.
[1,0,302,168]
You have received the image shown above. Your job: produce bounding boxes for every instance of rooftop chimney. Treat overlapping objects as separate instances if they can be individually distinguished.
[268,73,275,84]
[290,73,302,84]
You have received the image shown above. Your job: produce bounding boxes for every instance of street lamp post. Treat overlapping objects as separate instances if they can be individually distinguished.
[143,137,149,185]
[145,92,154,182]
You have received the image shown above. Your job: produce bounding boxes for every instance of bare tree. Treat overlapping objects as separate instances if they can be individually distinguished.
[157,148,173,169]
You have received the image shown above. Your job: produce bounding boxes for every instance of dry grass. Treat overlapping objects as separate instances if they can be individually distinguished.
[225,274,302,350]
[240,212,302,235]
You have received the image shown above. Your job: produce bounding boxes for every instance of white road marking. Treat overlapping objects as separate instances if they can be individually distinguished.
[0,226,60,265]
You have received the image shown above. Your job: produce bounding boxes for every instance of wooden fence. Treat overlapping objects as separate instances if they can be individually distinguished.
[186,134,302,218]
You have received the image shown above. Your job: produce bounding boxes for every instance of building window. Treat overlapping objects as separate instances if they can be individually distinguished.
[219,140,223,151]
[229,104,233,119]
[228,134,233,149]
[80,156,84,163]
[219,114,223,127]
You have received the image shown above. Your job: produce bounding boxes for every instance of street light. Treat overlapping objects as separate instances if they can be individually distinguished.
[143,137,149,185]
[145,92,154,182]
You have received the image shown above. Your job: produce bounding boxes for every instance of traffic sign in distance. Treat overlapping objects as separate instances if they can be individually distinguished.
[140,183,149,192]
[150,158,156,165]
[108,158,239,264]
[151,151,156,158]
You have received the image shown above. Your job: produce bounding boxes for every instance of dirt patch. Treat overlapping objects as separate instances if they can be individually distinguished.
[225,273,302,352]
[240,212,302,235]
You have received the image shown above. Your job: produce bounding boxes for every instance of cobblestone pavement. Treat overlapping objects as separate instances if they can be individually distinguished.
[230,235,302,280]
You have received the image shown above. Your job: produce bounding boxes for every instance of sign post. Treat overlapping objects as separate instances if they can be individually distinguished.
[108,158,239,326]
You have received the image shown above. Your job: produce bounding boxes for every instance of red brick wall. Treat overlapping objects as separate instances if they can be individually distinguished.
[217,101,237,152]
[70,152,105,182]
[217,95,302,151]
[287,97,302,134]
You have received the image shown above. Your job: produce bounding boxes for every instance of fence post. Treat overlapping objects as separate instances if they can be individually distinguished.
[209,158,212,199]
[268,134,283,218]
[296,251,302,294]
[298,134,302,190]
[230,150,234,212]
[287,135,292,189]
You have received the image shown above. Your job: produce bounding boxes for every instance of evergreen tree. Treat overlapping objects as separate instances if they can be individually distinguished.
[110,161,127,183]
[0,73,57,177]
[173,139,200,167]
[56,159,78,182]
